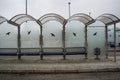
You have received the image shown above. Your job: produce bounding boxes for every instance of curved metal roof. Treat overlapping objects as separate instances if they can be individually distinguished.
[38,13,66,25]
[96,14,120,25]
[9,14,38,26]
[0,16,7,24]
[68,13,95,25]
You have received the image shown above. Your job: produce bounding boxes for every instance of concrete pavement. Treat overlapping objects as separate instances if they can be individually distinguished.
[0,56,120,74]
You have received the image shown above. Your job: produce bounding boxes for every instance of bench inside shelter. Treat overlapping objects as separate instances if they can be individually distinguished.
[17,48,41,59]
[0,48,18,56]
[65,47,87,58]
[41,47,87,59]
[0,47,87,59]
[19,48,41,56]
[42,47,64,55]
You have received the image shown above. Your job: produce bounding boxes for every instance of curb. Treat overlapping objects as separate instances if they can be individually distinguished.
[0,68,120,74]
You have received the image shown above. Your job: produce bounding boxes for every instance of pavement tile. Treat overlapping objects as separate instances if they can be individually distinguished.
[0,56,120,73]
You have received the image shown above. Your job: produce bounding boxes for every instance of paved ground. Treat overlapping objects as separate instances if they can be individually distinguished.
[0,55,120,73]
[0,72,120,80]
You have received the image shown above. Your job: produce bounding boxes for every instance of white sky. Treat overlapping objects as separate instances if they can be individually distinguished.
[0,0,120,19]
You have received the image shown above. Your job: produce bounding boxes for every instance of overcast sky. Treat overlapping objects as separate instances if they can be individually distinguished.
[0,0,120,19]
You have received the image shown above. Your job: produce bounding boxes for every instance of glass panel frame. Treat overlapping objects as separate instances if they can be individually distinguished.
[0,16,7,24]
[68,13,94,25]
[96,14,119,25]
[38,13,65,25]
[10,14,37,25]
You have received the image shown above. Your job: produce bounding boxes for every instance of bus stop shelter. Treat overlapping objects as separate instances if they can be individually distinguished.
[96,14,120,62]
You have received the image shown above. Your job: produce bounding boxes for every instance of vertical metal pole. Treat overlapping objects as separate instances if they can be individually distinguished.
[68,2,71,18]
[85,25,88,59]
[40,25,43,60]
[36,21,43,60]
[63,21,66,60]
[105,25,108,59]
[18,26,21,60]
[25,0,28,15]
[114,23,116,62]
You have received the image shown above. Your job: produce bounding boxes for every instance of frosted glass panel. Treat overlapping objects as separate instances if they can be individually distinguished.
[87,26,105,55]
[116,32,120,46]
[21,21,40,48]
[0,22,17,48]
[65,21,85,47]
[108,25,114,43]
[108,24,120,46]
[42,21,63,47]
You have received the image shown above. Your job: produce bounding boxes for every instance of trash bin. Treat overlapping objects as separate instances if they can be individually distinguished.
[119,43,120,47]
[110,42,115,48]
[94,47,101,59]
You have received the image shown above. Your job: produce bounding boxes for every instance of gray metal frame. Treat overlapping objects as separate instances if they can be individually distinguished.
[38,13,66,59]
[96,14,120,62]
[8,14,42,60]
[66,13,95,59]
[38,13,66,25]
[0,13,120,61]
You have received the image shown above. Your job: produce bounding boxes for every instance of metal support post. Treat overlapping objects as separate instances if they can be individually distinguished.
[114,23,117,62]
[105,25,108,59]
[68,2,71,18]
[17,26,21,60]
[25,0,28,15]
[84,25,88,59]
[63,21,67,60]
[40,26,43,60]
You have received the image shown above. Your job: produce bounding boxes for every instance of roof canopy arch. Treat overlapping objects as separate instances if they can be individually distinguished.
[68,13,95,26]
[9,14,40,26]
[0,16,7,24]
[96,14,120,26]
[38,13,66,25]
